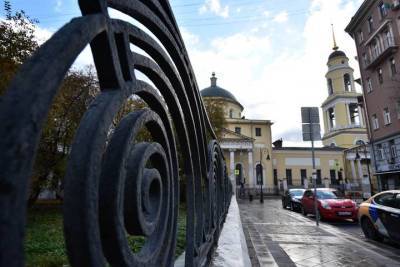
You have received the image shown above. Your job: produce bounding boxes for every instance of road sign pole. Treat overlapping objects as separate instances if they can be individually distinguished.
[309,112,319,227]
[301,107,321,227]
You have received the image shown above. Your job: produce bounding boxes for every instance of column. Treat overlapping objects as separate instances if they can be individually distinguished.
[350,160,357,180]
[248,150,253,188]
[357,159,363,180]
[359,106,364,127]
[230,150,235,195]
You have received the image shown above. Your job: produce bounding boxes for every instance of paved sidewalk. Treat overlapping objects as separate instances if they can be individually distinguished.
[238,198,400,267]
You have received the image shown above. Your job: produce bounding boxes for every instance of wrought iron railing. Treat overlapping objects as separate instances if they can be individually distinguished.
[0,1,232,266]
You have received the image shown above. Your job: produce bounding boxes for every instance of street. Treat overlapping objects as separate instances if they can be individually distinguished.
[238,197,400,267]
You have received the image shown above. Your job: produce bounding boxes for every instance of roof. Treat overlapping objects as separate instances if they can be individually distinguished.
[200,73,244,110]
[273,146,346,152]
[328,50,347,60]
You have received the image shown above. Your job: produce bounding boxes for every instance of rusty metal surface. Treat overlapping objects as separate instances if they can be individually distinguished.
[0,0,231,266]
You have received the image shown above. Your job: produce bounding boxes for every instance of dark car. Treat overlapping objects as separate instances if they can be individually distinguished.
[358,190,400,244]
[282,188,305,211]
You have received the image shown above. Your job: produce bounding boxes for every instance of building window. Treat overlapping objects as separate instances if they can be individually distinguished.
[378,2,388,18]
[344,74,351,91]
[273,169,278,186]
[349,103,360,125]
[390,140,398,160]
[372,114,379,130]
[362,53,368,66]
[255,127,262,136]
[256,164,263,185]
[384,29,394,46]
[316,169,322,185]
[328,108,336,129]
[235,164,243,185]
[377,68,383,83]
[358,30,364,42]
[301,169,307,186]
[366,77,373,92]
[330,170,338,185]
[372,40,381,59]
[286,169,292,186]
[327,78,333,95]
[235,127,241,134]
[367,16,373,33]
[396,99,400,119]
[390,57,397,76]
[383,108,391,125]
[376,144,385,160]
[229,109,233,118]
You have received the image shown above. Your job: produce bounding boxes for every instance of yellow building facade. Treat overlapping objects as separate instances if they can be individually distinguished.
[200,40,372,195]
[201,73,351,195]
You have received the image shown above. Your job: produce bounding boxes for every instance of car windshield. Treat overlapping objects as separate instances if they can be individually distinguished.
[290,190,304,197]
[316,190,338,199]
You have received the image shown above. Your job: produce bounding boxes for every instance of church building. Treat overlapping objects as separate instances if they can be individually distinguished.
[200,36,374,196]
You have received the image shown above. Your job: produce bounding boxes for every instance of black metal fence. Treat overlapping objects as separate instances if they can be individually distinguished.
[0,1,232,266]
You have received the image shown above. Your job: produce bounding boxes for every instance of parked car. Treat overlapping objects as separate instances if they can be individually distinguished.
[282,189,305,211]
[301,188,358,222]
[358,190,400,244]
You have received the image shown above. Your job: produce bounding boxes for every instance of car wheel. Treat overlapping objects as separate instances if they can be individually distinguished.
[301,205,307,216]
[290,202,294,211]
[361,217,383,242]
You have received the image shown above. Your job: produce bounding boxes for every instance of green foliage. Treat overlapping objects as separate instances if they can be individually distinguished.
[0,1,38,95]
[25,204,67,267]
[203,98,227,140]
[25,203,187,266]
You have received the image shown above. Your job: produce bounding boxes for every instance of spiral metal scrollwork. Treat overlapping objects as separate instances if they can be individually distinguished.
[0,0,232,266]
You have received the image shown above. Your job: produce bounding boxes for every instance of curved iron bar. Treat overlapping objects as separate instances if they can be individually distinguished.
[0,0,232,266]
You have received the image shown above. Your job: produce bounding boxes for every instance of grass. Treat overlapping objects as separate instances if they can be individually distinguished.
[25,201,187,267]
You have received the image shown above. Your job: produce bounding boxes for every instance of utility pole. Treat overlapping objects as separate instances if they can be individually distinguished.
[259,148,264,203]
[310,116,319,226]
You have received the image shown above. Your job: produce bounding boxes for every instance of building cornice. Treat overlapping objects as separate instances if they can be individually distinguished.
[345,0,376,35]
[321,93,362,109]
[226,118,273,125]
[322,128,368,139]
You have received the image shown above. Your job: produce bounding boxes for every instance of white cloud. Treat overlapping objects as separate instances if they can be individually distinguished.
[273,11,288,23]
[180,27,200,46]
[263,10,271,18]
[199,0,230,18]
[54,0,63,13]
[182,0,364,146]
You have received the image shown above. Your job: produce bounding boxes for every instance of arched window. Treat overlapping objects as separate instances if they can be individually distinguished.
[229,109,233,118]
[344,74,351,91]
[235,163,243,185]
[327,78,333,95]
[328,108,335,129]
[256,163,263,185]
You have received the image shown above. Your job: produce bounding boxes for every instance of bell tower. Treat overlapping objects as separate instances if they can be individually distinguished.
[321,25,368,148]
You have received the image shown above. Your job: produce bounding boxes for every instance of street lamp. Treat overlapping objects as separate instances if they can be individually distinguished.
[355,140,373,196]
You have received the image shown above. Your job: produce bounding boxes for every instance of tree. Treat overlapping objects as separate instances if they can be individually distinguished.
[203,98,227,140]
[29,67,100,204]
[0,0,38,95]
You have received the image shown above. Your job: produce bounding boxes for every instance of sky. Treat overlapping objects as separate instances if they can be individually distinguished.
[3,0,365,146]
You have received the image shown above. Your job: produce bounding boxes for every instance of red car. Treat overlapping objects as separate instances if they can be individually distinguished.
[301,188,358,222]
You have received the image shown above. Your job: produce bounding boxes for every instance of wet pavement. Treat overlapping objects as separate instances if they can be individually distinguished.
[238,197,400,267]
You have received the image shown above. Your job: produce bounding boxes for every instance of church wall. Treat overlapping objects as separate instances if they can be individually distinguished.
[322,132,368,148]
[272,150,345,188]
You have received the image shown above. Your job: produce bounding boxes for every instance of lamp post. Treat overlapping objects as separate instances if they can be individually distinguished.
[355,140,373,196]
